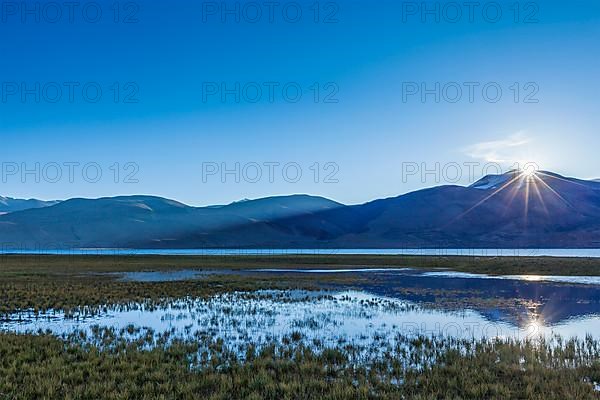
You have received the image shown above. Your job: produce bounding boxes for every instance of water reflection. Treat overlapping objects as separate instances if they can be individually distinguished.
[0,291,575,345]
[253,268,600,329]
[2,288,600,349]
[106,269,232,282]
[3,268,600,349]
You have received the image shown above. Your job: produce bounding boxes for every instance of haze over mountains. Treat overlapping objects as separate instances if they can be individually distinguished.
[2,171,600,249]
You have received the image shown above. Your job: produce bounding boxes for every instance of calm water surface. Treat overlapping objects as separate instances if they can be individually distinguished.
[3,268,600,350]
[4,248,600,257]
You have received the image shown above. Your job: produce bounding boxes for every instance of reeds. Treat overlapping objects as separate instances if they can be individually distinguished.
[1,330,600,399]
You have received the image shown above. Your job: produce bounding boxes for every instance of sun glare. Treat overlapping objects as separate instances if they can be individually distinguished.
[449,162,575,227]
[520,164,538,178]
[519,275,544,282]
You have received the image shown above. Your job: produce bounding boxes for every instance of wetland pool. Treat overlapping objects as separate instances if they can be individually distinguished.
[3,267,600,355]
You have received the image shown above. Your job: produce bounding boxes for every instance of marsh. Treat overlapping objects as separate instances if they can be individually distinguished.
[3,255,600,398]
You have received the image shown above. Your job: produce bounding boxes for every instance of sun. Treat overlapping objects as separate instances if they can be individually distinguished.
[450,161,571,227]
[520,163,539,178]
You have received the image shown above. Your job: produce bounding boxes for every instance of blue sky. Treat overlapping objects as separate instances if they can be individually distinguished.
[1,0,599,205]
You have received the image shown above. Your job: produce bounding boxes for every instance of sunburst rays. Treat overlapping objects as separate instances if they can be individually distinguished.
[454,173,523,223]
[451,168,574,226]
[531,174,573,208]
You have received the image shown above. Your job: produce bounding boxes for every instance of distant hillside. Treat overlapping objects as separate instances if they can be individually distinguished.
[0,195,343,248]
[1,171,600,249]
[0,196,60,214]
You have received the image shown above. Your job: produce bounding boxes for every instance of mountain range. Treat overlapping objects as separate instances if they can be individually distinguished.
[0,196,60,215]
[2,170,600,249]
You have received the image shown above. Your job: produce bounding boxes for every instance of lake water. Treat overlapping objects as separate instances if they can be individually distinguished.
[3,268,600,355]
[105,269,233,282]
[0,290,584,360]
[252,268,600,327]
[3,248,600,257]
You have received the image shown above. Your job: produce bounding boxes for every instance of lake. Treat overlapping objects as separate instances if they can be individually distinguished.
[3,267,600,357]
[3,248,600,257]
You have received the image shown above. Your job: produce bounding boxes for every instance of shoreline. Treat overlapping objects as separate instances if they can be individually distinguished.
[1,254,600,276]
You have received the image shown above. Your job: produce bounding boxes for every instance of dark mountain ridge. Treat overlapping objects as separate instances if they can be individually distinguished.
[2,171,600,249]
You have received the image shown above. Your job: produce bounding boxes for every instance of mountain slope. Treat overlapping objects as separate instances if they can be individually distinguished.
[1,171,600,249]
[335,171,600,247]
[0,194,344,248]
[0,196,60,214]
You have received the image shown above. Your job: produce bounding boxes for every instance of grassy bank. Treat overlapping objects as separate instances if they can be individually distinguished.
[1,253,600,274]
[1,330,600,399]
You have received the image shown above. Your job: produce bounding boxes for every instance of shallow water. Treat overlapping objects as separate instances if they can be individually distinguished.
[252,268,413,274]
[255,268,600,285]
[3,266,600,357]
[86,267,600,331]
[2,289,600,349]
[106,269,230,282]
[4,248,600,257]
[253,268,600,328]
[421,270,600,285]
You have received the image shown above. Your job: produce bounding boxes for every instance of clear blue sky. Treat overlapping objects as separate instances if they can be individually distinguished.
[1,0,599,205]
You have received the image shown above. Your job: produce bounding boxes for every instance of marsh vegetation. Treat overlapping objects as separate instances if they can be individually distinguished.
[2,255,600,398]
[2,330,600,399]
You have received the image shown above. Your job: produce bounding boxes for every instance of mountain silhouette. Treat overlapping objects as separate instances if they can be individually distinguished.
[1,171,599,249]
